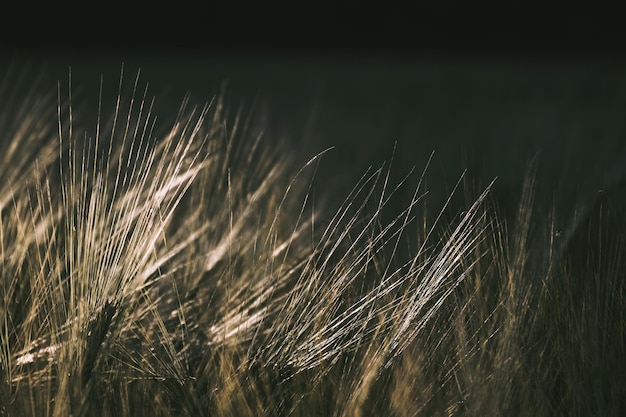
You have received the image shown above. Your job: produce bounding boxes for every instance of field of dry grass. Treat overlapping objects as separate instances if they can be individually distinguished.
[1,60,624,416]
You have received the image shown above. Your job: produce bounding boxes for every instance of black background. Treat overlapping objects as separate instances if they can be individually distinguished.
[2,1,625,59]
[2,2,626,221]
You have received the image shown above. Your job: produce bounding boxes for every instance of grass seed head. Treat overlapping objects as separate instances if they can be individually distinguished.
[1,64,624,417]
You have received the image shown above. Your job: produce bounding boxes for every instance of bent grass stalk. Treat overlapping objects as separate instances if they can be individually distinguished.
[1,65,624,417]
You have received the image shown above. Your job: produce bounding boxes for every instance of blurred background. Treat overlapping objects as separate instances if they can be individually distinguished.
[2,2,625,223]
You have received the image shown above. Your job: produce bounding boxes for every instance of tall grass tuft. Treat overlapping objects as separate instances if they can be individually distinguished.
[1,65,624,416]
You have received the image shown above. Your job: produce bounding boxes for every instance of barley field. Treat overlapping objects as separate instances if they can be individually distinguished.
[1,51,625,416]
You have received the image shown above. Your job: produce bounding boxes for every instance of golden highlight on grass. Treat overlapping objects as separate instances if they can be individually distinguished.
[1,65,624,416]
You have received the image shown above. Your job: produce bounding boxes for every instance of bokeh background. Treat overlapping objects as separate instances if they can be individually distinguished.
[2,4,625,224]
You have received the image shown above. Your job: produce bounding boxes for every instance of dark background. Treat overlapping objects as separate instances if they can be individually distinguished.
[2,2,626,220]
[4,1,624,56]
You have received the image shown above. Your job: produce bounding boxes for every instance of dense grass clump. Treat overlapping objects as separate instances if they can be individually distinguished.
[1,65,624,416]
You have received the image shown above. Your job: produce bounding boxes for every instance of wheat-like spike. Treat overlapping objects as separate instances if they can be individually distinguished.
[2,63,624,417]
